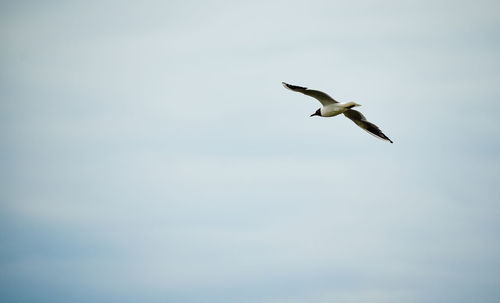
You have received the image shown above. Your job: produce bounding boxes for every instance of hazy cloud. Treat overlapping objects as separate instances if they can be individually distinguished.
[1,0,500,302]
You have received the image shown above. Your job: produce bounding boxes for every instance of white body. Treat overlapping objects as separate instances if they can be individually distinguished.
[321,103,353,117]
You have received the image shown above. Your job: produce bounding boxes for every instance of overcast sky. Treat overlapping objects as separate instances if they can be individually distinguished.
[1,0,500,302]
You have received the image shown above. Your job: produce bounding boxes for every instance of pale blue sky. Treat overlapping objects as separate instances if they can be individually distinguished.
[1,0,500,302]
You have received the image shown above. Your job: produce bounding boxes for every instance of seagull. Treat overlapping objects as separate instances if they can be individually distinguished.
[282,82,393,143]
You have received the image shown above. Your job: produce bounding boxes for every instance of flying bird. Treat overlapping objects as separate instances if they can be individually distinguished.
[282,82,393,143]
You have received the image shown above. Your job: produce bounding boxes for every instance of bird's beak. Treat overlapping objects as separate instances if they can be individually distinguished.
[310,109,321,117]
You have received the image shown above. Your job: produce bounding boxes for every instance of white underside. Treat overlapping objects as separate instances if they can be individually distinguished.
[321,104,349,117]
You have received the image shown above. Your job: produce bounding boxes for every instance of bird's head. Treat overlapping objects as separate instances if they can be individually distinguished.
[310,108,321,117]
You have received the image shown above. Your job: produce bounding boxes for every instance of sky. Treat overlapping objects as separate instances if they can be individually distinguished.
[1,0,500,302]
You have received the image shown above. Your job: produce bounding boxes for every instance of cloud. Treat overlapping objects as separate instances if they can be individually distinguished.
[2,0,500,302]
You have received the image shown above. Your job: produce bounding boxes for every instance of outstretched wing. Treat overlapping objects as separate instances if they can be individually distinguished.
[282,82,338,106]
[343,109,393,143]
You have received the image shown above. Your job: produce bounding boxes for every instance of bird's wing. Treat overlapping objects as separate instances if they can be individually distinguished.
[282,82,338,106]
[343,109,393,143]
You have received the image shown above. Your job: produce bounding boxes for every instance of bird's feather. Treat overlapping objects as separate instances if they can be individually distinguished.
[343,109,393,143]
[282,82,338,106]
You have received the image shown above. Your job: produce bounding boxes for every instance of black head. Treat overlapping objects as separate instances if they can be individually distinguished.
[310,108,321,117]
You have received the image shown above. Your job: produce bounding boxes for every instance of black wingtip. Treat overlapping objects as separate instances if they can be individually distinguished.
[282,82,307,91]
